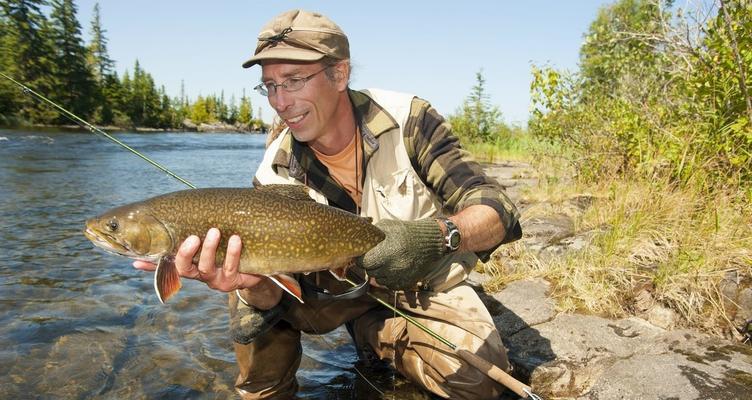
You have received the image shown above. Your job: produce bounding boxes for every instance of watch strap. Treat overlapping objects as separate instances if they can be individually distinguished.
[439,218,461,252]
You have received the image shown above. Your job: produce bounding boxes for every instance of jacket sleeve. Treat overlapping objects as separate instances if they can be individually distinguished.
[403,98,522,261]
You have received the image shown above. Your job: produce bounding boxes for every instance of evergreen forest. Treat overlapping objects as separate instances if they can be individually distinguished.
[0,0,264,131]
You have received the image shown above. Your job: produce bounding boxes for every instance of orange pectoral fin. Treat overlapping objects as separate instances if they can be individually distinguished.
[268,274,304,303]
[154,256,182,304]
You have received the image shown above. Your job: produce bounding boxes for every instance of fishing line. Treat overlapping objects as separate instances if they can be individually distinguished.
[1,72,543,399]
[391,291,397,398]
[0,71,197,189]
[2,70,385,395]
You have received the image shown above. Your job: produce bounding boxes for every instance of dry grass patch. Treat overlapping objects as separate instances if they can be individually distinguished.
[485,171,752,336]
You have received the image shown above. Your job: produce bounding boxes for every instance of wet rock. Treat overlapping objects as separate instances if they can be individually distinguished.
[506,315,664,397]
[504,314,752,399]
[38,330,128,398]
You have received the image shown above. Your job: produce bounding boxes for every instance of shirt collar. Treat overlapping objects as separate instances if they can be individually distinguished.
[270,88,399,177]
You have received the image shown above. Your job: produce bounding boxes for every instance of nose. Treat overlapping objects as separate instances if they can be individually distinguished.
[269,88,293,113]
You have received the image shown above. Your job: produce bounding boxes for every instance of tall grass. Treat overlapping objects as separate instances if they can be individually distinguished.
[483,161,752,335]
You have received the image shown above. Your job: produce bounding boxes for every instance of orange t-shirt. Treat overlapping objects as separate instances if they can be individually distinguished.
[311,132,363,206]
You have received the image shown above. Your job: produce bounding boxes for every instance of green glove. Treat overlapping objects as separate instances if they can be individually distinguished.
[357,218,446,290]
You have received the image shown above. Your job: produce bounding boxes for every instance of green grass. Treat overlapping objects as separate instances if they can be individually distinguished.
[461,132,560,163]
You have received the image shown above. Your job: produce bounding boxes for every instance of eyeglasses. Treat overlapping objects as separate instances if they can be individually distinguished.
[254,66,330,97]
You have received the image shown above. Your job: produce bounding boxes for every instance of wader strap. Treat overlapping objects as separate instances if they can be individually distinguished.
[300,277,369,300]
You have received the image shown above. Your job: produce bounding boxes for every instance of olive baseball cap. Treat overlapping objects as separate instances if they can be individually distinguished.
[242,9,349,68]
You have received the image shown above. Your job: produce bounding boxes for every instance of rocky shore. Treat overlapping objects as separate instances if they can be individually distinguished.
[481,161,752,400]
[180,119,266,133]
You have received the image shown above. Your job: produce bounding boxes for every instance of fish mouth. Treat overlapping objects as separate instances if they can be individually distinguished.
[84,227,149,260]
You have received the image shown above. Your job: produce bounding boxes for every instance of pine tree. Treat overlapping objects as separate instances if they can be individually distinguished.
[448,70,507,144]
[86,2,113,82]
[157,85,172,128]
[227,94,238,124]
[1,0,58,123]
[126,60,161,126]
[50,0,96,121]
[104,70,128,126]
[85,3,115,125]
[238,88,252,124]
[0,13,20,122]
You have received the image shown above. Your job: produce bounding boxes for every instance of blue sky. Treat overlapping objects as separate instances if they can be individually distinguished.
[74,1,613,125]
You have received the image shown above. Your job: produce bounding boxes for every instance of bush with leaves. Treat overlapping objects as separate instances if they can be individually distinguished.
[530,0,752,193]
[449,70,512,146]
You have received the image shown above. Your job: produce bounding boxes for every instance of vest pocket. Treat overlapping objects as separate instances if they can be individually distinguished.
[373,168,436,220]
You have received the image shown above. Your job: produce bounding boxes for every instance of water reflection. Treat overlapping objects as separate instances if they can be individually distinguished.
[0,129,428,399]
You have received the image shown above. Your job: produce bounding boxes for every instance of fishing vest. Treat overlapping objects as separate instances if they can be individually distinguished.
[255,89,478,292]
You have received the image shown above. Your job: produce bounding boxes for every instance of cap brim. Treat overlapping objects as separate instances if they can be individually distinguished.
[242,47,325,68]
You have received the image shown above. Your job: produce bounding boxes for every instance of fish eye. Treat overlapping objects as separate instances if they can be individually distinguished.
[106,219,119,232]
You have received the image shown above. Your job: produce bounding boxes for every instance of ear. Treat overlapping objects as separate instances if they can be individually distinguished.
[333,61,350,91]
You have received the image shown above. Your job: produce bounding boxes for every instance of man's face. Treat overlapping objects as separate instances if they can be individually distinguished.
[260,61,345,145]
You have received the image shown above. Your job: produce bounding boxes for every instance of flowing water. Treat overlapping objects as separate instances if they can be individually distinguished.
[0,129,430,399]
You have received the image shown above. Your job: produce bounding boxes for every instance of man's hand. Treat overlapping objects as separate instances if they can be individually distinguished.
[356,218,446,290]
[133,228,282,308]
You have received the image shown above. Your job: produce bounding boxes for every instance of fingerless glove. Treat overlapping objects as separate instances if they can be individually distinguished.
[357,218,445,290]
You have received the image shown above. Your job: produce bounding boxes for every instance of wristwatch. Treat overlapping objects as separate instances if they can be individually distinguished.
[439,218,461,252]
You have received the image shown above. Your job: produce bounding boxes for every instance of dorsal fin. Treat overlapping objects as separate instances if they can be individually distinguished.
[255,184,314,202]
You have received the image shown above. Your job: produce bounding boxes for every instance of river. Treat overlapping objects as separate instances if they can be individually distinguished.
[0,129,429,399]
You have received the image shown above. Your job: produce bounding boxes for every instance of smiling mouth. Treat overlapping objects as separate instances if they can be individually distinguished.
[285,112,306,125]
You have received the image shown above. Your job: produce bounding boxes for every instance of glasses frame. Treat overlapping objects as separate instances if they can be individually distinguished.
[254,66,331,97]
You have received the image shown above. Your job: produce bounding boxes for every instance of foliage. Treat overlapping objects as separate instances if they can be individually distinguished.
[49,0,96,122]
[484,170,752,336]
[1,0,58,123]
[86,2,112,81]
[517,0,752,338]
[0,0,265,131]
[448,70,512,146]
[530,0,752,193]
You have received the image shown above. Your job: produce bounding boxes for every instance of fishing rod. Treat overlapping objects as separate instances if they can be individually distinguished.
[0,71,197,189]
[343,277,541,399]
[1,72,542,400]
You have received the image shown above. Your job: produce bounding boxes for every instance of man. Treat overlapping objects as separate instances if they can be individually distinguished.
[136,9,521,400]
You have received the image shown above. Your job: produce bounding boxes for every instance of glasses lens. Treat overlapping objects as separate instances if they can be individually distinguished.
[285,78,306,92]
[254,83,269,97]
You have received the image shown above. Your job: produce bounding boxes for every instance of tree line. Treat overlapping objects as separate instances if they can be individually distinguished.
[0,0,264,130]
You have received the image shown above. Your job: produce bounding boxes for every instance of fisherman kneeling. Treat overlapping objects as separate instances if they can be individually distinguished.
[135,9,521,400]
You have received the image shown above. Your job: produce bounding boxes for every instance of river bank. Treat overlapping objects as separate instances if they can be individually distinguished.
[2,119,267,134]
[480,161,752,399]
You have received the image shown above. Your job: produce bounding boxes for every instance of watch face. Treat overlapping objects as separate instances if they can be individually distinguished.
[448,230,461,250]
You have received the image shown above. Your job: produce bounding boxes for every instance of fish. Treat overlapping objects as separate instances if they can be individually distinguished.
[83,184,385,303]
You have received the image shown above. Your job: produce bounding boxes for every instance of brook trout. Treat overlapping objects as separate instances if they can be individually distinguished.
[84,184,384,303]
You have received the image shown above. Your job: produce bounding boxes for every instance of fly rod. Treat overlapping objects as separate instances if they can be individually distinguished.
[1,71,542,400]
[343,278,541,399]
[0,71,196,189]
